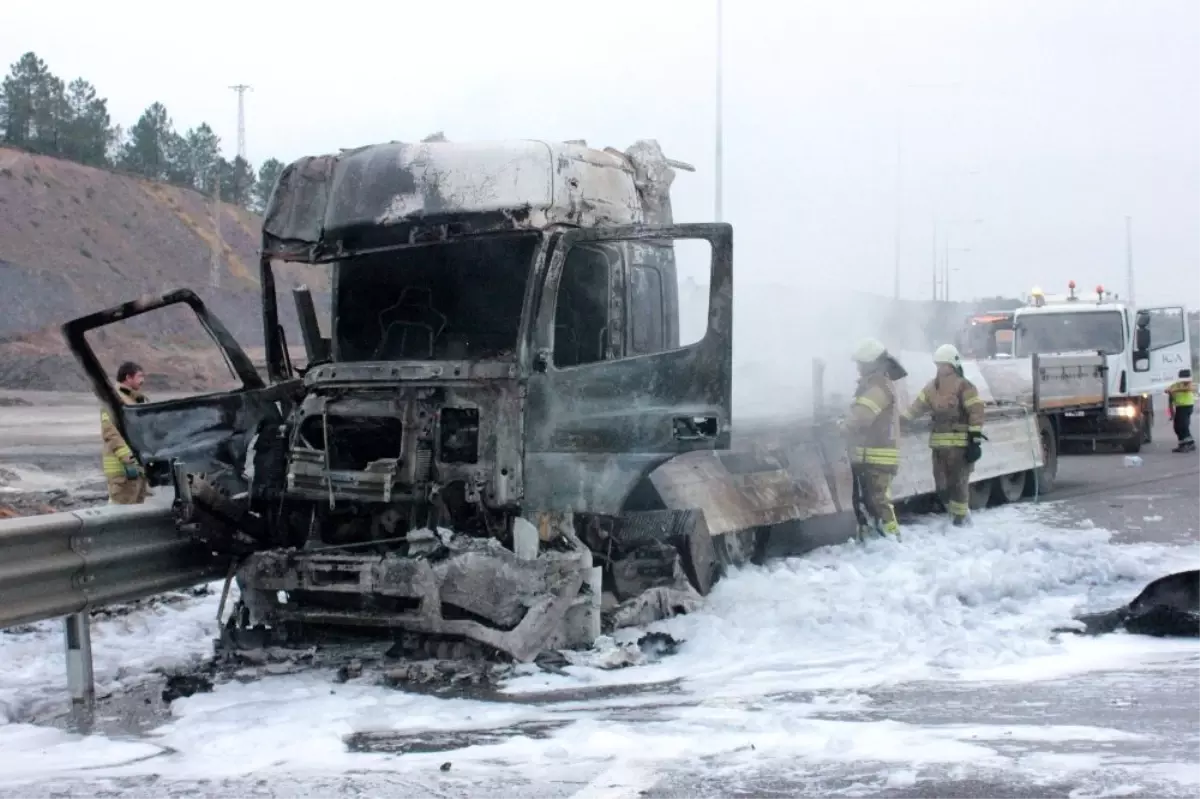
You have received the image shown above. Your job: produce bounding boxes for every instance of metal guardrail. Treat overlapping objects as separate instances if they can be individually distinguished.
[0,500,226,703]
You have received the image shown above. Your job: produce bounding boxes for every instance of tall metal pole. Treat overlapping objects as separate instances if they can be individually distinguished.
[1125,215,1134,305]
[210,169,222,290]
[894,108,903,299]
[714,0,724,222]
[229,84,251,162]
[931,220,939,301]
[936,236,945,302]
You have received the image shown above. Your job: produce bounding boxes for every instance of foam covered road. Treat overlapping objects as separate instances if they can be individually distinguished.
[1,397,1197,797]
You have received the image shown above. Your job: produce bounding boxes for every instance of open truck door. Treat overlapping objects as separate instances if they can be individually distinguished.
[1132,305,1190,386]
[61,289,291,505]
[523,223,732,514]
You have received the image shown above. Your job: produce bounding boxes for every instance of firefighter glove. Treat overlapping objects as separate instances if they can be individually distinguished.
[965,431,984,464]
[122,462,140,480]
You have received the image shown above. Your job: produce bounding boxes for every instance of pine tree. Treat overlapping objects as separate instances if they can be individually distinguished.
[216,155,255,206]
[253,157,285,212]
[62,78,113,166]
[1,52,53,147]
[184,123,221,191]
[118,102,175,180]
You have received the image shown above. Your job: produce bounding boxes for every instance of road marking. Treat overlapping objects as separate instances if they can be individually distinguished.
[570,760,657,799]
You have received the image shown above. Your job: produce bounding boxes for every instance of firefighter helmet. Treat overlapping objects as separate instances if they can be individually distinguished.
[852,337,887,364]
[933,344,962,366]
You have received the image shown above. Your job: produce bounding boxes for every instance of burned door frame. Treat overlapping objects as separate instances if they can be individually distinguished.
[61,289,288,492]
[522,223,733,514]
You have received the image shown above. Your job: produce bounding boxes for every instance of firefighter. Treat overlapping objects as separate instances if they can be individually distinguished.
[100,361,149,504]
[1166,368,1195,453]
[845,337,908,540]
[900,344,986,526]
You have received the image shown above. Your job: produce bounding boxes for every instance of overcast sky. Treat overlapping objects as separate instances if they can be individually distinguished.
[4,0,1198,307]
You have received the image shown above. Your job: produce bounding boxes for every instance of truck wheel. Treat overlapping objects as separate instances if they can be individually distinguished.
[969,479,992,510]
[1122,434,1142,454]
[614,509,719,596]
[1142,408,1153,444]
[990,471,1026,504]
[713,527,770,570]
[1024,416,1058,496]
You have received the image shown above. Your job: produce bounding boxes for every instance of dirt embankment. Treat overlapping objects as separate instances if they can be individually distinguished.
[0,147,328,392]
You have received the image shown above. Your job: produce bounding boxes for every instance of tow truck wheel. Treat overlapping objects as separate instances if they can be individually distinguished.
[968,480,992,510]
[1024,416,1058,496]
[1121,430,1143,454]
[990,471,1027,504]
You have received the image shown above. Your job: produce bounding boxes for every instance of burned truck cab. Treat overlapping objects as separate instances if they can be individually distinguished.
[257,139,731,543]
[63,137,733,660]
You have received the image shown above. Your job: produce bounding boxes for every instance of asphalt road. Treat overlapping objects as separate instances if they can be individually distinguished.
[1,394,1197,798]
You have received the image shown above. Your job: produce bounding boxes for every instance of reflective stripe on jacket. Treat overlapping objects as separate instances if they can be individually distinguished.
[100,386,146,477]
[846,370,900,474]
[1166,380,1195,408]
[902,372,985,448]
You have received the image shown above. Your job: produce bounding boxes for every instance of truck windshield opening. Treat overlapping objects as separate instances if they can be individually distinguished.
[333,234,537,362]
[1015,310,1125,356]
[959,319,1014,359]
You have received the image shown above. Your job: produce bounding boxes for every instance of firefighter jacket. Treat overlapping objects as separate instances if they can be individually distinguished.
[100,385,147,479]
[902,372,985,448]
[845,370,899,474]
[1166,379,1195,409]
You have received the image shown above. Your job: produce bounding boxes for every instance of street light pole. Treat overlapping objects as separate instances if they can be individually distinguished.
[893,81,962,301]
[945,246,971,301]
[893,111,903,299]
[933,217,983,301]
[1125,215,1134,306]
[714,0,724,223]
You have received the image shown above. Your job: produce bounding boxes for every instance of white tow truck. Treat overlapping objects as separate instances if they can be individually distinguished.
[1008,281,1192,453]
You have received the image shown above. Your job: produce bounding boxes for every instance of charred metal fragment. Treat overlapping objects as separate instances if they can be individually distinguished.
[233,526,597,662]
[1060,570,1200,638]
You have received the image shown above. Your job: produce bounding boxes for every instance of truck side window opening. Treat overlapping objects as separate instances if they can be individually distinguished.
[554,245,610,367]
[1145,308,1185,350]
[630,264,665,354]
[332,235,536,362]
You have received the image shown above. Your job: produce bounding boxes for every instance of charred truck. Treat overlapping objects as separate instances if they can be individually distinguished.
[64,139,734,662]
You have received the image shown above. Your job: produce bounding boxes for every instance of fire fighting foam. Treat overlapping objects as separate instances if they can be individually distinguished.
[0,504,1195,791]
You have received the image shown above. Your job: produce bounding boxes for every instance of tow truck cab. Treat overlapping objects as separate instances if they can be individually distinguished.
[1012,282,1191,452]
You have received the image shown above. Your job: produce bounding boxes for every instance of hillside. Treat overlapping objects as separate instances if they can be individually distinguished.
[0,146,328,391]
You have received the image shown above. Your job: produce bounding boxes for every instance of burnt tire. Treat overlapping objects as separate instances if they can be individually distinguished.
[612,509,719,596]
[1025,415,1058,497]
[712,527,769,571]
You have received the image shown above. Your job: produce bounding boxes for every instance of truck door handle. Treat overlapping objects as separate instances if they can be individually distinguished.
[673,415,719,440]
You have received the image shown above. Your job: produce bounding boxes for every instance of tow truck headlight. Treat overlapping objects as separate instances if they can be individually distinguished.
[1107,404,1139,418]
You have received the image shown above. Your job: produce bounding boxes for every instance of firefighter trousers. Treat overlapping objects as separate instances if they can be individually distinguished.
[932,446,971,520]
[107,474,149,505]
[851,465,899,536]
[1173,406,1194,445]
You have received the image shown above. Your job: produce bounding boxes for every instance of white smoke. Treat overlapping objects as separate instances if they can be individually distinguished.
[678,272,962,423]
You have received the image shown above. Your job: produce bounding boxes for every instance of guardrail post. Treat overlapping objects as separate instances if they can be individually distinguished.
[64,612,95,705]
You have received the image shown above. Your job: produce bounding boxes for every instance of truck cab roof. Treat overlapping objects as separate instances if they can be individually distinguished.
[1015,301,1128,317]
[262,138,688,264]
